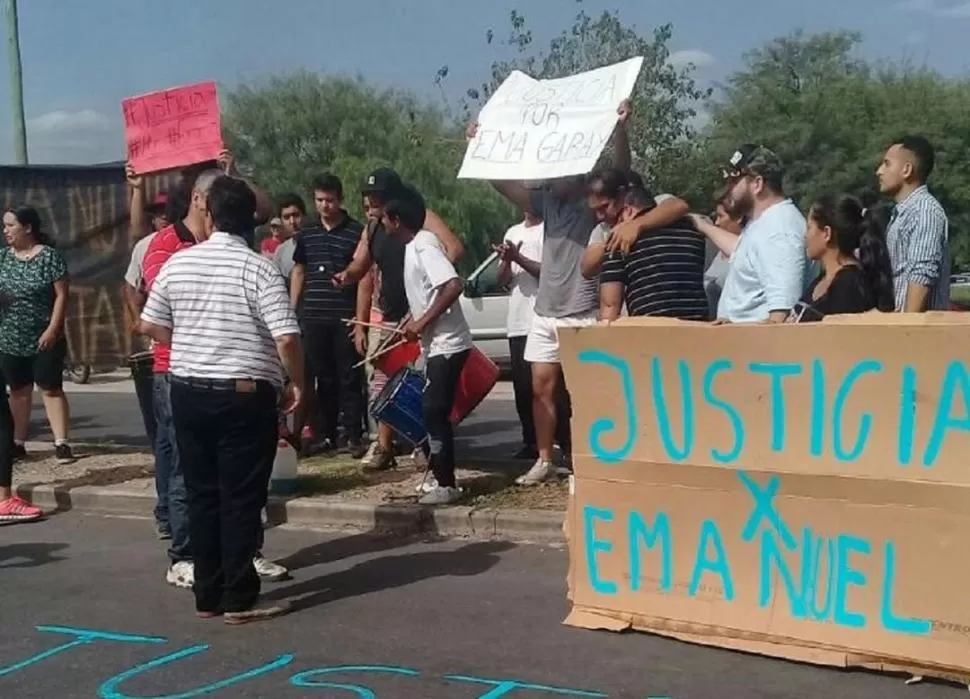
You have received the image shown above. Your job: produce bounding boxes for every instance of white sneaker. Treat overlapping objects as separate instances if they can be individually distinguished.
[415,472,439,494]
[359,441,378,467]
[418,486,462,505]
[166,561,194,589]
[253,555,289,582]
[516,459,558,486]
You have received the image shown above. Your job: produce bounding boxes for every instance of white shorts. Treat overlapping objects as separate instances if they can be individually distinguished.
[524,310,598,364]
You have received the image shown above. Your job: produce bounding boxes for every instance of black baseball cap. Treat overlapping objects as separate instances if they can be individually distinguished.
[362,168,404,198]
[723,144,784,182]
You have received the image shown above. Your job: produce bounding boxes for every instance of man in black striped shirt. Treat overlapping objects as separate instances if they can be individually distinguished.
[290,174,366,457]
[590,170,709,322]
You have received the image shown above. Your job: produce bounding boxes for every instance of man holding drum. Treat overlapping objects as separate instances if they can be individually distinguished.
[382,185,472,505]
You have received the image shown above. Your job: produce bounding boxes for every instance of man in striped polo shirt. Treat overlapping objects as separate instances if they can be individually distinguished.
[141,176,305,624]
[143,167,289,590]
[289,173,366,457]
[588,171,709,322]
[877,135,951,311]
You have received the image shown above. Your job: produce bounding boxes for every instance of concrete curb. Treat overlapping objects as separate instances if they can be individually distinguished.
[15,483,566,545]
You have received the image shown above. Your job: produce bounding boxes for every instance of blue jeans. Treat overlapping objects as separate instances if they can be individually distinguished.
[153,373,191,563]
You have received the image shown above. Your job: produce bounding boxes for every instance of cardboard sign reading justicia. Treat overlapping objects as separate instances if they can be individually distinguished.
[560,314,970,683]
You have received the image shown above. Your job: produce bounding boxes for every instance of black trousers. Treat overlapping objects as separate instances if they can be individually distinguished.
[424,350,470,488]
[303,322,363,444]
[131,363,157,449]
[508,336,535,448]
[0,370,13,489]
[508,336,571,452]
[170,377,278,614]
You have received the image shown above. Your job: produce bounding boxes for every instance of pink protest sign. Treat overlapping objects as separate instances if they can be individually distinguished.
[122,81,224,174]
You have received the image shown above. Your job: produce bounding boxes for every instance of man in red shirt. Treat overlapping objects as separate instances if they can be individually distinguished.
[144,156,288,590]
[260,217,285,258]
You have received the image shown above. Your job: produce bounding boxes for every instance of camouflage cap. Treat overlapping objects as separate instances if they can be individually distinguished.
[723,144,784,182]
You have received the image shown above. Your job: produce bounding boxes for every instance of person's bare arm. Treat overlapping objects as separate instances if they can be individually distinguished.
[139,321,172,346]
[218,149,274,224]
[275,333,306,413]
[606,197,691,254]
[290,264,305,310]
[612,100,633,173]
[582,243,607,280]
[352,270,375,356]
[766,311,789,324]
[124,285,147,327]
[127,164,145,239]
[690,214,740,257]
[38,278,69,350]
[425,209,464,264]
[335,225,375,287]
[600,281,624,322]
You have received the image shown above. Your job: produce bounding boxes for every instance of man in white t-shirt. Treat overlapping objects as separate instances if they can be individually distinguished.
[716,144,809,323]
[383,186,472,506]
[495,212,544,460]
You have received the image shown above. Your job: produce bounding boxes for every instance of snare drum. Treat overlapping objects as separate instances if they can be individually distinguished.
[371,368,427,445]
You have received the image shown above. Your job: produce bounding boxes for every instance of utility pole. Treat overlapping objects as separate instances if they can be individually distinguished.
[3,0,28,164]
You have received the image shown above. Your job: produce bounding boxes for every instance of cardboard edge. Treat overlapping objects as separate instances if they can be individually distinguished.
[563,604,970,686]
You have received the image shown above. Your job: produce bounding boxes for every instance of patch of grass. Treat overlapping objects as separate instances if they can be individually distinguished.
[951,285,970,306]
[295,456,409,496]
[466,478,568,510]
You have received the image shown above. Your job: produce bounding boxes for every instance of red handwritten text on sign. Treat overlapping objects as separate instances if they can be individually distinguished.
[122,81,224,175]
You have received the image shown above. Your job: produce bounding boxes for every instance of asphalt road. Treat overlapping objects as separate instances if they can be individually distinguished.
[28,377,525,459]
[2,513,963,699]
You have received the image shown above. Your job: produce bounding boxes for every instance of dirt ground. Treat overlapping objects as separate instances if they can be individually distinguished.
[12,446,569,511]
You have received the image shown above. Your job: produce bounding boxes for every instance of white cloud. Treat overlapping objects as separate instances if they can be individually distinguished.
[668,49,716,71]
[28,109,112,136]
[895,0,970,16]
[0,108,122,165]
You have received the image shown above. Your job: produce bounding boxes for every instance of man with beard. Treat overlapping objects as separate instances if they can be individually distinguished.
[716,144,808,324]
[876,135,950,312]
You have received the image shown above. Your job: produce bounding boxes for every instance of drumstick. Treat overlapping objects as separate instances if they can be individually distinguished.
[344,318,405,334]
[352,338,409,369]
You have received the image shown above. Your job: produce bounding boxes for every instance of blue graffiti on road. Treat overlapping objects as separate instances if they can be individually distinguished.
[0,624,674,698]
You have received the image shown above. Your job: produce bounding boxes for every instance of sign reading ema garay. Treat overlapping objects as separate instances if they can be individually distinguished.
[560,314,970,684]
[458,57,643,181]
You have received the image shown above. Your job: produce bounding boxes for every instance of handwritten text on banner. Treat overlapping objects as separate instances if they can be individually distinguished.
[122,81,224,175]
[457,57,644,181]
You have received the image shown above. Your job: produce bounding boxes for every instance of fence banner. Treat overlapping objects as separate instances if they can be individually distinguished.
[1,164,175,368]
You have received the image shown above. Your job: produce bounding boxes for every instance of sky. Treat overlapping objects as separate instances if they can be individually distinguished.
[1,0,968,165]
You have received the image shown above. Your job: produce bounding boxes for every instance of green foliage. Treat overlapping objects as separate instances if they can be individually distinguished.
[701,31,970,267]
[222,15,970,271]
[221,72,514,273]
[454,5,710,190]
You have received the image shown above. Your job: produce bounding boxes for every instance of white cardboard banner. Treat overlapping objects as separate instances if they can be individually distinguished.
[457,56,644,181]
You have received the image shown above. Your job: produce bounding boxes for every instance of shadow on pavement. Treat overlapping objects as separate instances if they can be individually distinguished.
[0,541,68,569]
[263,540,515,613]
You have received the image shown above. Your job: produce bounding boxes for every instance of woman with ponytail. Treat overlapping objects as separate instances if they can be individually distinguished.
[790,194,895,322]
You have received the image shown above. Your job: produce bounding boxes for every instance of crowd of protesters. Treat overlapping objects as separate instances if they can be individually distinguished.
[0,96,951,623]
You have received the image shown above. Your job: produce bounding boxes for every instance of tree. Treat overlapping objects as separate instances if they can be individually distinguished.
[443,4,710,192]
[701,31,970,267]
[221,72,514,272]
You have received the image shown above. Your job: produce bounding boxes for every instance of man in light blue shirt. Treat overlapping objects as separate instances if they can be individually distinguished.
[717,144,808,323]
